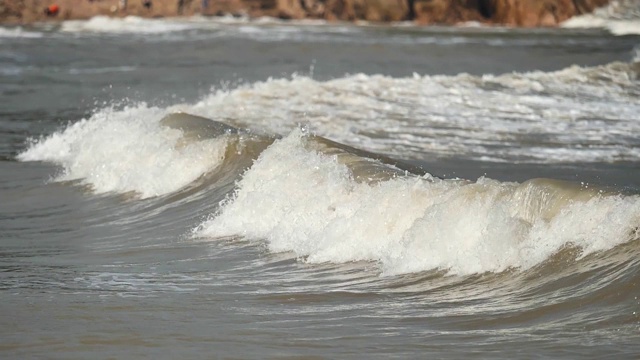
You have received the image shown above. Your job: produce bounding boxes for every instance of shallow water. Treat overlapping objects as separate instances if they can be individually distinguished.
[1,13,640,359]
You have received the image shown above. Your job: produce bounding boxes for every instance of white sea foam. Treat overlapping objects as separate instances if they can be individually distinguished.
[57,15,350,43]
[52,14,515,46]
[189,62,640,163]
[562,0,640,35]
[17,104,227,198]
[54,14,577,46]
[58,14,332,35]
[0,65,24,76]
[67,66,137,75]
[0,26,43,38]
[61,16,201,34]
[563,15,640,35]
[195,130,640,275]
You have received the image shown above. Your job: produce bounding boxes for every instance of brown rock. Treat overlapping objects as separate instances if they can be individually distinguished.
[412,0,485,25]
[0,0,24,23]
[204,0,246,16]
[300,0,325,18]
[479,0,611,27]
[356,0,410,22]
[486,0,569,27]
[0,0,611,26]
[311,0,409,22]
[258,0,306,19]
[411,0,611,27]
[573,0,609,14]
[273,0,307,19]
[322,0,355,21]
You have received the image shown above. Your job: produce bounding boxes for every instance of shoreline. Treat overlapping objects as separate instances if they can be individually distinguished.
[1,0,610,27]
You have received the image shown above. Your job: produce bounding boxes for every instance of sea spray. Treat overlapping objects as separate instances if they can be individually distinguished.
[18,104,228,198]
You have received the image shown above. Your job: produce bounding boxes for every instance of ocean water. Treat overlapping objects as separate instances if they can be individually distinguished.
[1,6,640,359]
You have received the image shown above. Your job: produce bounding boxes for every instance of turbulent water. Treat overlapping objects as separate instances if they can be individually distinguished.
[2,5,640,359]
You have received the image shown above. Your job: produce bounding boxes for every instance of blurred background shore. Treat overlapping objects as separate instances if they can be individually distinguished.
[0,0,612,27]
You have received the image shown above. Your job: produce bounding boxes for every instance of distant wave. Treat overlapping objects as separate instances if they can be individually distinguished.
[60,15,202,34]
[67,66,137,75]
[188,61,640,164]
[0,26,43,38]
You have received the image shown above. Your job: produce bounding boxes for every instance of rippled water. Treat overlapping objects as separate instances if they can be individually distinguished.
[1,12,640,359]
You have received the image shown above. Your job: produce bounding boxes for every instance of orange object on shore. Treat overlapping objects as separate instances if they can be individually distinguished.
[46,4,59,16]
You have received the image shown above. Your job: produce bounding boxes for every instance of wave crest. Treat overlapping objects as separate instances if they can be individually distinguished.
[18,106,229,198]
[195,130,640,275]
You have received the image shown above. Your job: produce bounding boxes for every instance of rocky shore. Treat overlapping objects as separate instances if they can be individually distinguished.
[1,0,610,27]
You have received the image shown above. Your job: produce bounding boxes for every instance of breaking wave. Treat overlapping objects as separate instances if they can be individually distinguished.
[194,129,640,275]
[17,60,640,276]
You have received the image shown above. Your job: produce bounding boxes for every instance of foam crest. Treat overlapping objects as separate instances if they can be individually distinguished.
[18,105,227,198]
[562,0,640,35]
[196,130,640,275]
[191,62,640,163]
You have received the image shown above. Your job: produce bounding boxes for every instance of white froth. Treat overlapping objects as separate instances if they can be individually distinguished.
[562,0,640,35]
[61,16,200,34]
[190,62,640,164]
[196,130,640,275]
[18,105,227,198]
[67,66,137,75]
[0,26,43,38]
[563,15,640,35]
[57,15,343,41]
